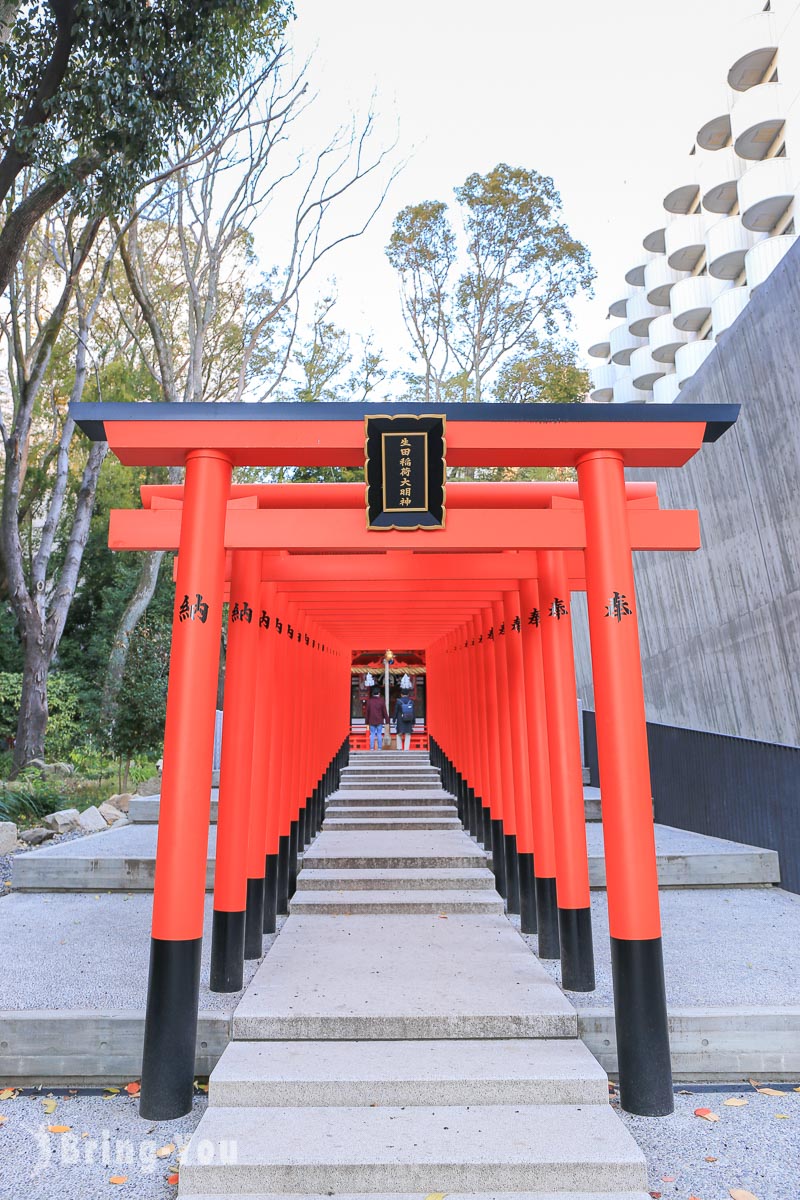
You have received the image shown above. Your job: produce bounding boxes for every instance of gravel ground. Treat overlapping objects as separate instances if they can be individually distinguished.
[512,886,800,1007]
[1,1083,797,1198]
[617,1083,800,1200]
[0,1087,206,1199]
[0,829,88,899]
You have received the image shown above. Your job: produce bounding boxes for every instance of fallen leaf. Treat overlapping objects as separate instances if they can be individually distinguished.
[438,914,448,919]
[705,1156,717,1162]
[167,1174,179,1186]
[42,1098,57,1114]
[755,1087,784,1096]
[723,1097,748,1107]
[729,1191,759,1200]
[109,1176,128,1186]
[662,1176,676,1182]
[124,1081,140,1096]
[0,1089,16,1101]
[47,1125,71,1134]
[793,1086,800,1093]
[424,1195,445,1200]
[748,1078,761,1090]
[156,1143,175,1158]
[649,1193,662,1199]
[694,1107,720,1122]
[0,1115,7,1125]
[775,1113,790,1119]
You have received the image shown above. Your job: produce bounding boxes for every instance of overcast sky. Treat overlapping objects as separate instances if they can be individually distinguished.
[271,0,740,376]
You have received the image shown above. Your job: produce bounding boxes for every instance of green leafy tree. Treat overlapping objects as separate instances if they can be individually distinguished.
[495,341,589,404]
[0,0,293,295]
[386,201,455,402]
[386,164,594,403]
[291,298,351,403]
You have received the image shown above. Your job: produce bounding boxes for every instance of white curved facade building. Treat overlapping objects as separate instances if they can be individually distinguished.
[589,0,800,403]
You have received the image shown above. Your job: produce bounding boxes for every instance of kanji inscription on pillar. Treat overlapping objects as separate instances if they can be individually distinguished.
[365,414,446,530]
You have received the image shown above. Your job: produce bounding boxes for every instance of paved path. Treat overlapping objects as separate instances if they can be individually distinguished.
[178,755,650,1198]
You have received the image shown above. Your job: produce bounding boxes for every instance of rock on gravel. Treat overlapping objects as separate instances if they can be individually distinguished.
[19,828,55,846]
[106,793,132,813]
[98,802,126,826]
[43,809,81,834]
[0,821,17,854]
[76,806,108,833]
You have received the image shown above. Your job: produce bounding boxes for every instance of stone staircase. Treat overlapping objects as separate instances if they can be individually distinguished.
[177,753,650,1199]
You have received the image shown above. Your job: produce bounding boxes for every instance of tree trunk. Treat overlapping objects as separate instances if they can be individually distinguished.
[12,629,48,773]
[98,549,165,737]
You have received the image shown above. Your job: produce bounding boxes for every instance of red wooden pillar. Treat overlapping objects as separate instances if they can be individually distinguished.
[464,616,487,842]
[503,589,537,934]
[492,597,520,913]
[578,449,673,1116]
[479,605,507,897]
[519,576,560,959]
[538,548,595,992]
[262,589,283,931]
[210,548,261,990]
[140,449,231,1121]
[470,614,494,850]
[243,580,276,956]
[275,604,293,914]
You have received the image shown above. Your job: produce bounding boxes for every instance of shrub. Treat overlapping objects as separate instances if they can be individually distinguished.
[0,769,67,823]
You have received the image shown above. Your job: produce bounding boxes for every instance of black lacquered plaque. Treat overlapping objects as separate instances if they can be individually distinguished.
[365,414,446,530]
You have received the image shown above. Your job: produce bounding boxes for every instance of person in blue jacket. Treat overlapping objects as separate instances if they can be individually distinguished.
[393,689,415,751]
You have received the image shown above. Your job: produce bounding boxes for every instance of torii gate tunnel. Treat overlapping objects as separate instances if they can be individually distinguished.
[73,399,738,1123]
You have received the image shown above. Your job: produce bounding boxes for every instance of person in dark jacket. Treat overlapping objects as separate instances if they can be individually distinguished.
[364,689,388,750]
[393,689,415,750]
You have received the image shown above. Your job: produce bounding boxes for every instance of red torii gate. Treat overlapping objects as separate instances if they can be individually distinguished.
[73,399,738,1125]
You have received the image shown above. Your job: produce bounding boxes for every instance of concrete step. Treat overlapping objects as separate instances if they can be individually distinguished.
[326,804,457,818]
[232,913,577,1040]
[181,1193,652,1200]
[584,786,601,822]
[289,888,504,914]
[208,1037,610,1107]
[296,867,497,891]
[323,816,463,831]
[332,787,453,803]
[178,1103,647,1194]
[338,779,442,790]
[13,819,780,891]
[301,829,489,871]
[328,791,454,807]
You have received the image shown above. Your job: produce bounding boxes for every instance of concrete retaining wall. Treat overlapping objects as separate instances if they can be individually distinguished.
[573,240,800,748]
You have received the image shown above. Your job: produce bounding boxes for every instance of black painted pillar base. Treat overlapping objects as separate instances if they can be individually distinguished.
[277,833,290,914]
[298,804,307,849]
[491,818,507,897]
[504,834,520,914]
[244,877,265,959]
[535,876,560,959]
[518,851,537,934]
[263,853,278,934]
[612,936,674,1115]
[471,791,481,841]
[456,778,466,827]
[140,937,201,1120]
[558,906,596,991]
[482,805,493,850]
[289,820,299,898]
[209,910,245,993]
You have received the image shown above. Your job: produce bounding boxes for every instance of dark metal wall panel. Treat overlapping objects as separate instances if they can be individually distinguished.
[583,710,800,895]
